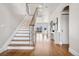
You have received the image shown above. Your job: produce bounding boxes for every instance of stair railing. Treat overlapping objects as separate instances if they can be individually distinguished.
[29,8,38,46]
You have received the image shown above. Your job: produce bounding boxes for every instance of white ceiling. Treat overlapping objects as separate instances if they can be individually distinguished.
[27,3,60,16]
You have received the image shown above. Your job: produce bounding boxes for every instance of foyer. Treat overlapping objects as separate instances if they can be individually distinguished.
[0,3,79,56]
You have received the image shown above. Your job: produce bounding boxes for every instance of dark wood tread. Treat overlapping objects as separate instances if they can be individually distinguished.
[18,30,30,31]
[7,49,34,51]
[8,44,34,46]
[11,40,31,41]
[14,36,30,37]
[16,33,30,34]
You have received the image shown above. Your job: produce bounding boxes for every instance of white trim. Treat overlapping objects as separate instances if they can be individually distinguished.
[54,41,68,45]
[15,33,29,36]
[17,29,29,31]
[69,47,79,56]
[16,31,30,33]
[0,16,27,53]
[0,46,7,53]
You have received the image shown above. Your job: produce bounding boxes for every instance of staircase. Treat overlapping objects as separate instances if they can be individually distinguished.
[7,21,34,50]
[7,7,38,50]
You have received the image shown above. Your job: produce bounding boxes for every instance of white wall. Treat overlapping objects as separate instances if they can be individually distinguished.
[0,3,28,49]
[69,4,79,55]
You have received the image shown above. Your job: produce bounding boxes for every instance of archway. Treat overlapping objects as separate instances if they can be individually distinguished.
[60,6,69,46]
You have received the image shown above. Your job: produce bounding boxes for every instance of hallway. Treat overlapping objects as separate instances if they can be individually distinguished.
[0,33,72,56]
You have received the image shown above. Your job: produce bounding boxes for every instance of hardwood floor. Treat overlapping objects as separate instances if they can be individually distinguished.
[0,40,72,56]
[0,33,72,56]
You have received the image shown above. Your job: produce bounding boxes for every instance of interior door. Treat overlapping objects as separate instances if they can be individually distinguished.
[61,14,69,44]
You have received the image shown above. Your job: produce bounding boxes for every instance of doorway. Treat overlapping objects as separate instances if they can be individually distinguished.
[60,6,69,44]
[35,23,49,41]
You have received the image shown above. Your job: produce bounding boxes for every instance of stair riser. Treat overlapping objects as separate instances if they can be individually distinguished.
[18,27,29,28]
[16,31,30,34]
[15,34,30,36]
[13,39,30,41]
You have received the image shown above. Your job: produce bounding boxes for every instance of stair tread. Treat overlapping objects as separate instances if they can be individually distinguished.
[12,39,30,41]
[10,41,33,44]
[14,36,30,38]
[18,29,29,30]
[15,33,30,35]
[13,38,30,40]
[8,44,33,46]
[17,30,30,32]
[14,36,30,37]
[15,34,30,36]
[7,49,34,51]
[13,38,30,39]
[11,40,30,41]
[11,40,31,41]
[15,35,30,37]
[16,32,30,34]
[18,30,30,31]
[7,46,34,50]
[16,31,30,33]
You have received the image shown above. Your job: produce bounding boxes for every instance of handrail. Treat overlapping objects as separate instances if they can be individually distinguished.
[29,8,38,46]
[29,8,38,26]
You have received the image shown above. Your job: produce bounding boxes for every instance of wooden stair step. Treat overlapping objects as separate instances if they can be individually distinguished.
[11,40,30,41]
[13,37,30,40]
[16,31,30,34]
[7,46,34,50]
[8,44,33,46]
[15,33,30,35]
[16,30,30,32]
[10,41,33,44]
[16,32,30,34]
[18,30,30,31]
[14,36,30,37]
[17,29,30,31]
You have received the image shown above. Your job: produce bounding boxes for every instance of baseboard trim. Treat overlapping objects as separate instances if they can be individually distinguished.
[54,41,69,45]
[0,47,7,53]
[69,47,79,56]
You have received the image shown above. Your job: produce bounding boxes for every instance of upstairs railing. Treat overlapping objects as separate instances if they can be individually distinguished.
[29,8,38,46]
